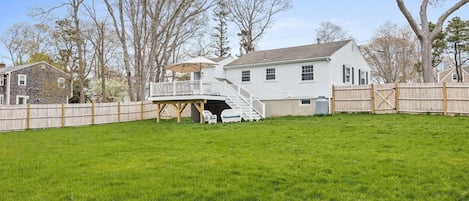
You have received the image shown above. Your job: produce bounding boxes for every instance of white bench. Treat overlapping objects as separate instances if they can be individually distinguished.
[221,109,242,123]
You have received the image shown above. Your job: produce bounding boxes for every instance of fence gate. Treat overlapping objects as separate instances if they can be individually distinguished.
[374,85,396,113]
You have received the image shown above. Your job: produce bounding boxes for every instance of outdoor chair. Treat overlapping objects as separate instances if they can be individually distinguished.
[203,110,217,124]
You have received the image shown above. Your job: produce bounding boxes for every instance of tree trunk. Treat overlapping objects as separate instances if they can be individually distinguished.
[420,40,434,82]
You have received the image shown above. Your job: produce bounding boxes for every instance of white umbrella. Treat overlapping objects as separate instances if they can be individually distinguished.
[165,56,217,73]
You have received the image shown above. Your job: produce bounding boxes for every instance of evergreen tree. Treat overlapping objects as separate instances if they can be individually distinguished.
[429,22,447,68]
[446,17,469,82]
[211,0,231,58]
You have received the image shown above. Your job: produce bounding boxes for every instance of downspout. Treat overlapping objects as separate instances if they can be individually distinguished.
[327,57,332,114]
[5,72,10,105]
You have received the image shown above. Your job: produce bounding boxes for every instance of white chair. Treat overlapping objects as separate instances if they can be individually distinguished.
[203,110,217,124]
[221,109,242,123]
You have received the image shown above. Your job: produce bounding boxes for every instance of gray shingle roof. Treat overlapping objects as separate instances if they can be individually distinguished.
[226,40,352,67]
[0,61,68,75]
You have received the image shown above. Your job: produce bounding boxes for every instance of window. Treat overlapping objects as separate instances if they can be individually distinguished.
[241,70,250,82]
[301,65,314,81]
[0,75,4,86]
[16,95,28,105]
[58,78,65,88]
[266,68,275,80]
[18,74,26,86]
[359,70,366,85]
[0,95,3,105]
[300,99,311,105]
[452,73,458,82]
[345,67,351,82]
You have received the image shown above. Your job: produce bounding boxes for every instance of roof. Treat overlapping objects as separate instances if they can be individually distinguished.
[0,61,68,75]
[226,40,352,67]
[209,57,230,63]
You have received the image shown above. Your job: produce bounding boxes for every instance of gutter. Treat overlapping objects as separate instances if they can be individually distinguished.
[224,57,331,69]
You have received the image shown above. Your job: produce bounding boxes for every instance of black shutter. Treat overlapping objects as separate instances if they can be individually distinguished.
[366,71,369,84]
[358,69,361,85]
[342,65,345,83]
[352,67,355,85]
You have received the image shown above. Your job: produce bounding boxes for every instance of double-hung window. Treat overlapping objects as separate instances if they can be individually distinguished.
[241,70,251,82]
[0,95,3,105]
[266,68,275,81]
[0,75,4,86]
[58,78,65,88]
[18,74,27,86]
[301,65,314,81]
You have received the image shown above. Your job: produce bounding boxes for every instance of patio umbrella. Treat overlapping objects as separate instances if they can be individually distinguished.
[165,56,217,73]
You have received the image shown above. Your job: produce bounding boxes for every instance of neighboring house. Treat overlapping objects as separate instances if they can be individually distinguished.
[437,66,469,83]
[219,40,371,117]
[0,62,71,105]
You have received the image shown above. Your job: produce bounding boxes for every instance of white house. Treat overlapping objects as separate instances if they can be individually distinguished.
[149,40,371,121]
[210,40,371,117]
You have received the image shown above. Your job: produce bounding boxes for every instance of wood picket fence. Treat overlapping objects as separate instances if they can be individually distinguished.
[0,101,189,131]
[332,82,469,115]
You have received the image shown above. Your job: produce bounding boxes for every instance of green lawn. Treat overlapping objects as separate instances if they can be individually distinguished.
[0,114,468,200]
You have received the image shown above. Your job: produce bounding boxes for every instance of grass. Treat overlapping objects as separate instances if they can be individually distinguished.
[0,114,468,200]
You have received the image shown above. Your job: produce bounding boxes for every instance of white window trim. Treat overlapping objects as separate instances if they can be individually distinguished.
[299,99,311,106]
[301,65,314,81]
[266,68,275,81]
[16,95,29,105]
[58,77,65,88]
[241,70,251,83]
[18,74,27,86]
[0,94,3,105]
[345,67,351,83]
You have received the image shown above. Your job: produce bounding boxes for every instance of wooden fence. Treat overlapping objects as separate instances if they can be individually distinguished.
[332,82,469,115]
[0,101,189,131]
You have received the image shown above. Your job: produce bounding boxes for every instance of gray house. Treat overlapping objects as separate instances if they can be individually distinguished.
[0,62,71,105]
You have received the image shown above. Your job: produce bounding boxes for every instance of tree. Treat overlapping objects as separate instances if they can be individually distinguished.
[363,22,420,83]
[315,21,351,43]
[227,0,291,55]
[211,0,231,58]
[0,23,50,65]
[446,16,469,82]
[396,0,469,82]
[430,22,447,68]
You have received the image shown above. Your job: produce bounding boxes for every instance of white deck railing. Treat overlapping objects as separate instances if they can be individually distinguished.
[149,80,265,118]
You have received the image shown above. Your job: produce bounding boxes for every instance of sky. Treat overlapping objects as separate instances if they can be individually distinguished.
[0,0,468,65]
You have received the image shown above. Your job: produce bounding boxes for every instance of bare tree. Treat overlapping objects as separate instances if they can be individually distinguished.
[104,0,136,101]
[227,0,291,55]
[396,0,469,82]
[0,23,50,65]
[315,21,351,43]
[363,22,420,83]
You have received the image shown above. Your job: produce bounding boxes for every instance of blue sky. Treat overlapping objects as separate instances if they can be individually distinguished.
[1,0,469,64]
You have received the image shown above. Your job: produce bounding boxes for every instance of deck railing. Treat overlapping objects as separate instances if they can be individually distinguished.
[149,80,265,118]
[150,80,225,97]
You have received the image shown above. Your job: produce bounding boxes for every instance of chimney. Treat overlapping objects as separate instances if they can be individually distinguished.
[0,63,5,68]
[317,38,321,44]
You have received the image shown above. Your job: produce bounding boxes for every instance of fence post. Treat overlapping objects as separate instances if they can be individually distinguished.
[91,102,95,125]
[370,84,375,114]
[395,82,399,113]
[61,103,65,128]
[443,82,447,116]
[26,103,31,129]
[118,102,121,123]
[331,85,336,115]
[141,101,144,120]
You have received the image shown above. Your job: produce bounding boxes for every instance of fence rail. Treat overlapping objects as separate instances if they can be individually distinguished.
[333,82,469,115]
[0,101,188,132]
